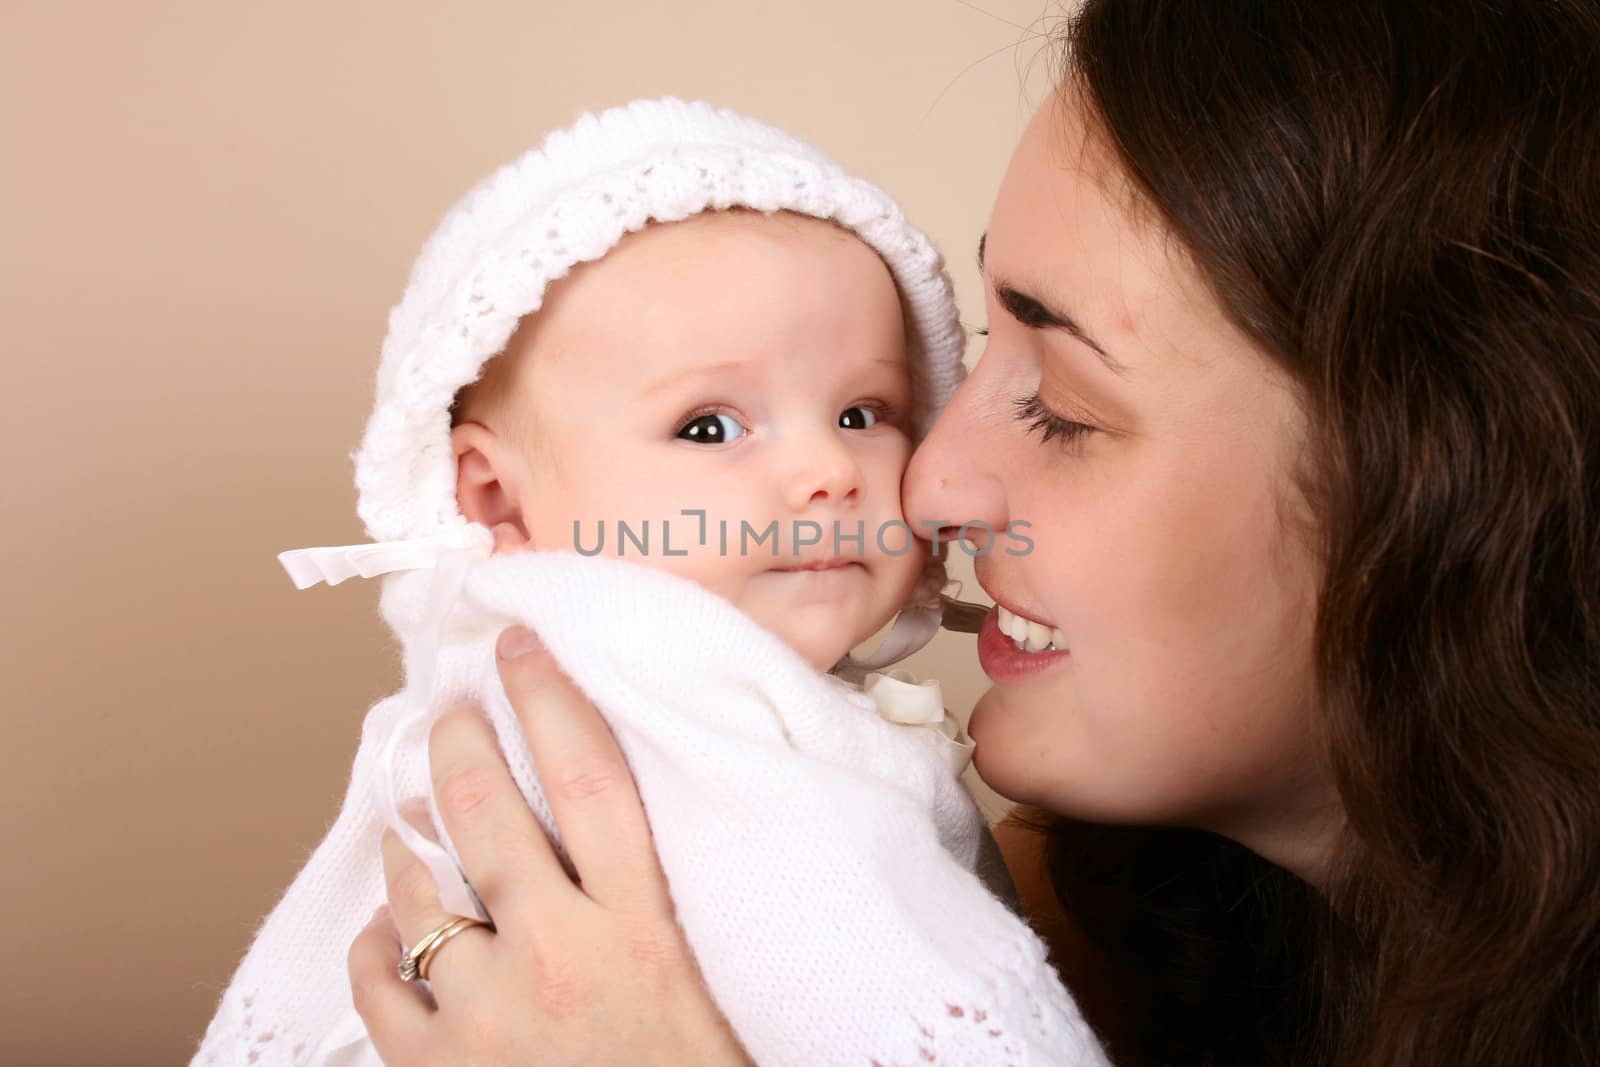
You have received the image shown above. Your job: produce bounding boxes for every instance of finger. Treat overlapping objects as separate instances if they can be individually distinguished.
[348,907,432,1062]
[497,626,671,917]
[378,826,493,991]
[428,701,580,917]
[380,825,457,943]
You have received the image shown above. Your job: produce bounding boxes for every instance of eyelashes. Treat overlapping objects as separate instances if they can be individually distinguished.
[973,324,1096,451]
[1013,392,1094,448]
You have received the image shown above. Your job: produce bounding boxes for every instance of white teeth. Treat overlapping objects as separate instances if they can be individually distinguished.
[1024,621,1052,652]
[996,605,1067,653]
[996,605,1025,641]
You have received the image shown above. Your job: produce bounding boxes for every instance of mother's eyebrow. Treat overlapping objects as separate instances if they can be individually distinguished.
[978,231,1129,378]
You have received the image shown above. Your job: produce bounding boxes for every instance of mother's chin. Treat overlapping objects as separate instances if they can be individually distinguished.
[962,681,1064,810]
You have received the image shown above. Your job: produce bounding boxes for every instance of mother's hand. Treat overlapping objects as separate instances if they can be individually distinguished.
[347,627,751,1066]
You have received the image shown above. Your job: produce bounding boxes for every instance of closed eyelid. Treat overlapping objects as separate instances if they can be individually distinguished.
[1013,391,1094,450]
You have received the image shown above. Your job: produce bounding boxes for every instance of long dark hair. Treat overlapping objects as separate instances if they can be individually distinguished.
[1033,3,1600,1064]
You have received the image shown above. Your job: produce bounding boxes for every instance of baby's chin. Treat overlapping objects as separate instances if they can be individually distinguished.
[766,607,904,673]
[772,624,856,672]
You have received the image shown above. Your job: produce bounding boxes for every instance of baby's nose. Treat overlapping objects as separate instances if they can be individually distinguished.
[785,436,863,511]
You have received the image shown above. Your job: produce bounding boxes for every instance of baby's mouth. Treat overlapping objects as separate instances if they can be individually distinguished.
[996,604,1067,653]
[771,556,863,573]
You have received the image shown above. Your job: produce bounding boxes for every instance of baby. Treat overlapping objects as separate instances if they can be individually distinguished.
[192,99,1107,1067]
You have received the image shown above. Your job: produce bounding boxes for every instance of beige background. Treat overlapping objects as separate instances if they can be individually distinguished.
[2,2,1059,1063]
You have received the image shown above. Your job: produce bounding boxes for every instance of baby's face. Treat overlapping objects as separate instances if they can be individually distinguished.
[458,211,927,670]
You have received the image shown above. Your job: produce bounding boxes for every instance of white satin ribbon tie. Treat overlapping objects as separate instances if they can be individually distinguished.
[861,670,975,777]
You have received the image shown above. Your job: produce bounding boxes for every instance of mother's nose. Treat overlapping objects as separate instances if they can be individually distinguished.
[904,374,1010,541]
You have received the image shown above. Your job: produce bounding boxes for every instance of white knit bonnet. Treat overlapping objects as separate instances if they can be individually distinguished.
[281,98,967,668]
[354,97,966,546]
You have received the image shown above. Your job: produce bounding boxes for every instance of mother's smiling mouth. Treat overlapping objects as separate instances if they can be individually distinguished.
[996,605,1067,653]
[975,570,1068,652]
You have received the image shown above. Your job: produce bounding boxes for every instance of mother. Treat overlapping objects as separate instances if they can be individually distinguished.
[347,2,1600,1064]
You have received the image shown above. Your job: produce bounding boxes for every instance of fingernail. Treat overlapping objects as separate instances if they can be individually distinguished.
[497,625,542,661]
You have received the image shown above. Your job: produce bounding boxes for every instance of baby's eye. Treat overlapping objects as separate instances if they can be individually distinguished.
[839,406,879,430]
[677,412,746,444]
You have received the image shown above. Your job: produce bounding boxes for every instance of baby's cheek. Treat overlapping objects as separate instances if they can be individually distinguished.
[877,541,931,620]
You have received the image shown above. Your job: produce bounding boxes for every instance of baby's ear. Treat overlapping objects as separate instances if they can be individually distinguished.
[451,422,533,553]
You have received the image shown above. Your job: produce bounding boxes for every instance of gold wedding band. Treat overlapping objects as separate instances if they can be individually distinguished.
[397,914,494,983]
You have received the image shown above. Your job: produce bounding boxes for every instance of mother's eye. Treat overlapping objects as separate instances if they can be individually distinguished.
[677,412,746,444]
[1014,392,1094,449]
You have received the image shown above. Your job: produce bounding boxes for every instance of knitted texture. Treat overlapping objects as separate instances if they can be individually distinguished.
[191,553,1110,1067]
[351,97,967,546]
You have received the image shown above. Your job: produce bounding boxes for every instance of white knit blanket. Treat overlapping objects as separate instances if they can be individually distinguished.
[191,551,1109,1066]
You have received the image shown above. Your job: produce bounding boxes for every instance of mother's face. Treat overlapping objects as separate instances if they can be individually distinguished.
[906,92,1337,871]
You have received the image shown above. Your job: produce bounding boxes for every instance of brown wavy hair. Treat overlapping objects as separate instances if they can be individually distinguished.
[1025,2,1600,1064]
